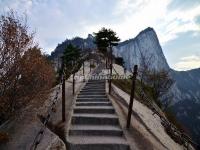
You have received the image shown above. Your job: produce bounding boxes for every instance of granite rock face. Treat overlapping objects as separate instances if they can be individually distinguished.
[113,27,169,71]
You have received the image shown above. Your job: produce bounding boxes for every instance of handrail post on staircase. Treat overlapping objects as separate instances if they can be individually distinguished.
[62,75,66,122]
[90,60,91,72]
[109,45,113,94]
[73,73,75,95]
[126,65,138,129]
[61,58,66,122]
[109,63,112,94]
[83,61,85,82]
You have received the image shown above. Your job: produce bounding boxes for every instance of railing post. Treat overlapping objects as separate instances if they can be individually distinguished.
[83,61,85,82]
[126,65,138,129]
[83,61,85,75]
[62,75,66,122]
[73,73,75,95]
[90,60,91,72]
[109,45,113,94]
[61,57,66,122]
[109,63,112,94]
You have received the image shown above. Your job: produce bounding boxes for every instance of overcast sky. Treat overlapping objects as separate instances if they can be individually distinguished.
[0,0,200,71]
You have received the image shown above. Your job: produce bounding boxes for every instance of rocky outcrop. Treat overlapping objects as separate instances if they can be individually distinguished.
[113,27,169,71]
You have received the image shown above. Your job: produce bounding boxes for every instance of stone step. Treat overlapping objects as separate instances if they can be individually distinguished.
[84,84,105,86]
[80,91,105,94]
[67,135,129,150]
[82,86,105,91]
[69,125,123,136]
[81,87,105,90]
[85,85,105,87]
[79,91,106,95]
[85,84,104,86]
[77,95,107,99]
[85,82,105,84]
[76,98,109,102]
[86,82,104,84]
[76,102,112,106]
[82,88,105,91]
[83,85,105,87]
[71,114,119,125]
[80,89,105,92]
[79,92,106,95]
[74,106,115,114]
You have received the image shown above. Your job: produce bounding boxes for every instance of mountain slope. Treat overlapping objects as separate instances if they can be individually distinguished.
[171,68,200,103]
[171,68,200,145]
[50,34,96,60]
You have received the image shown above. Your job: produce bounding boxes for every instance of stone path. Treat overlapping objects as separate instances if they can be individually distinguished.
[66,79,130,150]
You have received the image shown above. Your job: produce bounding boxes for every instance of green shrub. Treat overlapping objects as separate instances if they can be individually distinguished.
[90,64,96,68]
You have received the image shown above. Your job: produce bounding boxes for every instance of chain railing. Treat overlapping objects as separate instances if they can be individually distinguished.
[30,54,91,150]
[30,71,64,150]
[112,65,119,75]
[137,85,199,149]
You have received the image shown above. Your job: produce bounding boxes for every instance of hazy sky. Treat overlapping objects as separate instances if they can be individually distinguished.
[0,0,200,71]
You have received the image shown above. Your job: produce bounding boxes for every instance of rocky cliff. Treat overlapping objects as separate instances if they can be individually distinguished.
[113,27,169,71]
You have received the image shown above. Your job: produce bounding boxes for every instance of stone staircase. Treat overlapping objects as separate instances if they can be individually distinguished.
[67,79,130,150]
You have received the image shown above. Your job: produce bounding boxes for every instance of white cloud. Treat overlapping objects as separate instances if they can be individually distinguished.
[181,55,200,61]
[158,4,200,44]
[85,0,171,41]
[1,0,200,72]
[84,0,200,45]
[174,55,200,71]
[0,0,33,15]
[0,0,200,65]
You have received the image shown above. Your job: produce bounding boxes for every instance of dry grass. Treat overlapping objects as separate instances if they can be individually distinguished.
[0,132,9,143]
[38,115,66,144]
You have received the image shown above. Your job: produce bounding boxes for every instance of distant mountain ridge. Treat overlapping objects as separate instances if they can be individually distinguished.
[50,34,96,59]
[171,68,200,103]
[171,68,200,145]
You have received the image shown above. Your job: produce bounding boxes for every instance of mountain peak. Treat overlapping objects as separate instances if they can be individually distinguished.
[137,27,155,38]
[141,27,154,33]
[113,27,169,71]
[87,34,94,39]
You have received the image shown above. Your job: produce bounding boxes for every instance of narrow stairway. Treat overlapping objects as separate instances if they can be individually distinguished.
[67,79,130,150]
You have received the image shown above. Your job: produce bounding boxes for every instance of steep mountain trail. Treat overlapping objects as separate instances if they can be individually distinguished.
[66,79,130,150]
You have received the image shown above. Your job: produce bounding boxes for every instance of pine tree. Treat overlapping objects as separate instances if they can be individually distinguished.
[62,44,81,78]
[94,28,120,67]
